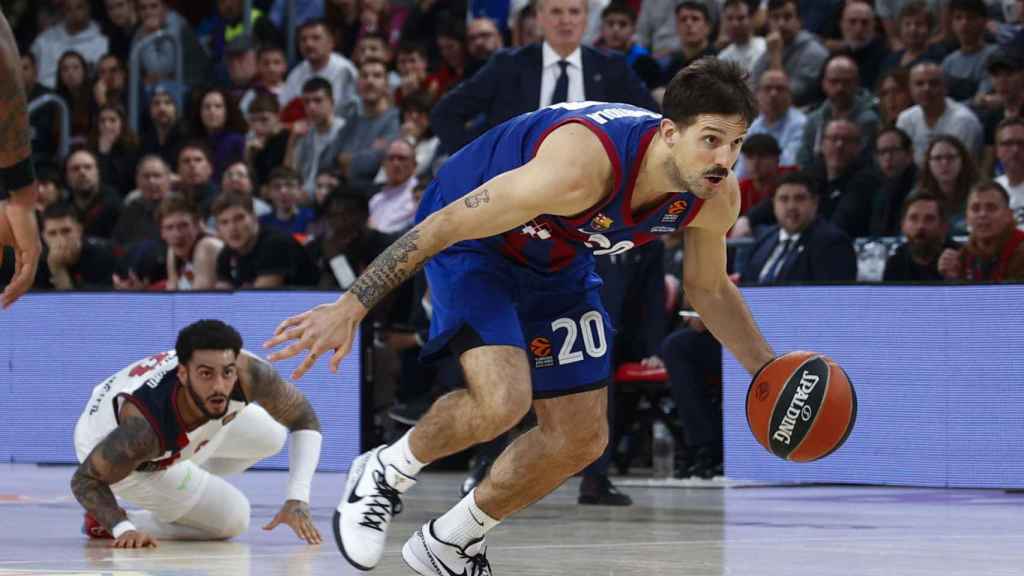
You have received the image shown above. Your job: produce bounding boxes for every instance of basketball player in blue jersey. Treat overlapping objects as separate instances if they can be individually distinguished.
[266,57,778,574]
[0,9,42,309]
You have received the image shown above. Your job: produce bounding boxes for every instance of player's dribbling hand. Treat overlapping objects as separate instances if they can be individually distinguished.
[112,530,158,549]
[263,300,362,380]
[263,499,322,545]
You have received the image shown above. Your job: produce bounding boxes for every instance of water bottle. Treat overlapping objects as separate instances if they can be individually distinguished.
[652,421,674,479]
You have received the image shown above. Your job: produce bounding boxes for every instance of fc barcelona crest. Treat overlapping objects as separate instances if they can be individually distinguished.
[590,213,614,231]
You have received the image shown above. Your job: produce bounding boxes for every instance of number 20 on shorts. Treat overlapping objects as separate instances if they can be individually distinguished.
[550,311,607,365]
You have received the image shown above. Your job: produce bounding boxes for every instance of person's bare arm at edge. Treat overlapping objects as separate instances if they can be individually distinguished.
[683,174,775,375]
[0,9,41,309]
[264,123,612,379]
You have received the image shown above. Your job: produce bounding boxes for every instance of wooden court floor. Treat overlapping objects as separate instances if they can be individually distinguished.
[2,463,1023,575]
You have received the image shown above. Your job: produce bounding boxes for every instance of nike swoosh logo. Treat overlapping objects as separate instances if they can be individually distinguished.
[424,533,469,576]
[468,509,485,527]
[348,489,364,504]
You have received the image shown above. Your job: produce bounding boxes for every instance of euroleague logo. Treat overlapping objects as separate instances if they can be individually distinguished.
[754,380,771,402]
[530,337,554,368]
[667,200,689,215]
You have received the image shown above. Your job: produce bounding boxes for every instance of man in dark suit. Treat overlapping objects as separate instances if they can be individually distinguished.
[741,170,857,284]
[430,0,659,154]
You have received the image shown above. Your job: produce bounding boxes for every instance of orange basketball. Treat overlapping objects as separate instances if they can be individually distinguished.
[746,351,856,462]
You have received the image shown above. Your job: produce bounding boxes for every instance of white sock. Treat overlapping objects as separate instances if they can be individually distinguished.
[379,429,427,478]
[432,489,500,548]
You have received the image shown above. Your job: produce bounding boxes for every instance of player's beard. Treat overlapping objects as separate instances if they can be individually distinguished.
[666,158,723,199]
[182,374,230,421]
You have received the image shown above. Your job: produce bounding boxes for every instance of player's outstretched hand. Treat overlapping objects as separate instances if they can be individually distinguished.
[112,530,158,549]
[1,200,41,309]
[263,300,362,380]
[263,499,322,545]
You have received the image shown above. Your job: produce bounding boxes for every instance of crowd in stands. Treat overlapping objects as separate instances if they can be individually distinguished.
[4,0,1024,489]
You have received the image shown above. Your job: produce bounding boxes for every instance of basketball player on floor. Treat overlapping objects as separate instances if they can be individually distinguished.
[72,320,323,548]
[0,8,42,309]
[266,58,777,574]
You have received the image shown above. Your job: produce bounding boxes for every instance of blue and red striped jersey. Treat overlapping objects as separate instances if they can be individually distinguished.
[418,101,705,273]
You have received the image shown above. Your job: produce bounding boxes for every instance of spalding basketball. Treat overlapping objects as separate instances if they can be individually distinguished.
[746,351,856,462]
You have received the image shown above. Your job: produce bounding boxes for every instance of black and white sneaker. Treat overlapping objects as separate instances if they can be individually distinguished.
[333,445,417,570]
[402,520,493,576]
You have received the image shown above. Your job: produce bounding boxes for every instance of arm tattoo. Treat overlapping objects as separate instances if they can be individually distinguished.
[349,228,426,310]
[70,416,161,531]
[245,353,321,431]
[0,13,32,165]
[463,188,490,209]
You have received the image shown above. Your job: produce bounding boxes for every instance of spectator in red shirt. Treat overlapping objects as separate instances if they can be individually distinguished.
[731,133,796,238]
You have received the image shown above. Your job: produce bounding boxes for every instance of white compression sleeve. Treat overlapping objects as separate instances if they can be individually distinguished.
[286,430,322,503]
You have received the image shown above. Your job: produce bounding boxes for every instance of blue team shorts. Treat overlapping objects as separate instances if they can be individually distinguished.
[420,242,614,398]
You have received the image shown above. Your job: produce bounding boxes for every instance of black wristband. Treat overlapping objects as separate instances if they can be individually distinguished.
[1,157,36,194]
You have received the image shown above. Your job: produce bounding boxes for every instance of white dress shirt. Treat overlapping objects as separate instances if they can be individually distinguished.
[759,229,802,284]
[540,43,585,108]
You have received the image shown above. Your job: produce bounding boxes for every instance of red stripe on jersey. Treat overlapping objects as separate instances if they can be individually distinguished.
[680,198,706,227]
[529,118,624,228]
[500,232,530,266]
[548,233,578,272]
[619,127,661,226]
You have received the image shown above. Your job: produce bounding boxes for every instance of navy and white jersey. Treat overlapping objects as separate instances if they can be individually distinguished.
[74,351,248,471]
[416,101,706,274]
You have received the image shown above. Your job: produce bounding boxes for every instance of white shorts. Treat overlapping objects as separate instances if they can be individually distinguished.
[75,404,286,523]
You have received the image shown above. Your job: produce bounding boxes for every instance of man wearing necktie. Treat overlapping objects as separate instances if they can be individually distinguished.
[741,171,857,284]
[431,0,658,154]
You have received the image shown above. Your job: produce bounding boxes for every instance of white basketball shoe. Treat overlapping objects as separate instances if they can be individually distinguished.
[333,445,417,570]
[402,520,493,576]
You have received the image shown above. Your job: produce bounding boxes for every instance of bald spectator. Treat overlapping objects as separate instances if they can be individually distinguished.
[432,0,657,154]
[717,0,766,76]
[112,156,172,246]
[735,70,806,179]
[31,0,109,89]
[939,181,1024,281]
[751,0,830,108]
[281,19,359,119]
[369,139,420,234]
[796,54,880,169]
[897,61,984,164]
[65,149,122,240]
[833,2,890,91]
